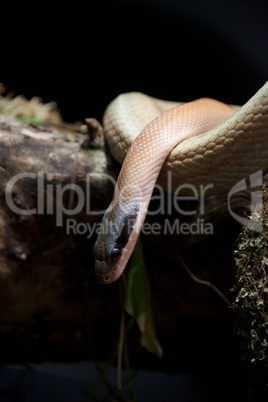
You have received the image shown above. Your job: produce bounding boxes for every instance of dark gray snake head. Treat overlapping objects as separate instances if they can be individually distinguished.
[94,204,139,284]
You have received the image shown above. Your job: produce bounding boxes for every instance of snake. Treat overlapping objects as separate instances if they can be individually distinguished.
[94,81,268,284]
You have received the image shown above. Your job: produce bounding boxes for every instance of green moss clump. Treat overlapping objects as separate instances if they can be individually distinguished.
[233,184,268,400]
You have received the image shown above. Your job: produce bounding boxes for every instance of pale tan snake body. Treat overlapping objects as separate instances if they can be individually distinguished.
[94,82,268,284]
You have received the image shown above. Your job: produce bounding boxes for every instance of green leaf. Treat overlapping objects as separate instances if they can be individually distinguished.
[138,310,163,358]
[16,116,46,124]
[125,237,163,358]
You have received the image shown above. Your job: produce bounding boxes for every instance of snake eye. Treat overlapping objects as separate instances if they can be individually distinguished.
[110,247,121,263]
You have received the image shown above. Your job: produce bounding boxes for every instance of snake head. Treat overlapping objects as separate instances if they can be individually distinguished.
[94,205,139,284]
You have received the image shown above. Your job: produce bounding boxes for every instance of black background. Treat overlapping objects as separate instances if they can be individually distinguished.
[2,0,268,123]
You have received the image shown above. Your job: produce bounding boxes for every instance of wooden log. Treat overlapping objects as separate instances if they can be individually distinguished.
[0,113,241,377]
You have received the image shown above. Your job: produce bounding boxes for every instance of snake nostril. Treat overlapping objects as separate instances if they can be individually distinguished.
[95,271,113,284]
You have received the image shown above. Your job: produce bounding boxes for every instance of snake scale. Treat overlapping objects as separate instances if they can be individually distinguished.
[94,82,268,284]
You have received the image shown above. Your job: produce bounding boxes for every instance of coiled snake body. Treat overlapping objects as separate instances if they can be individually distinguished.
[94,82,268,284]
